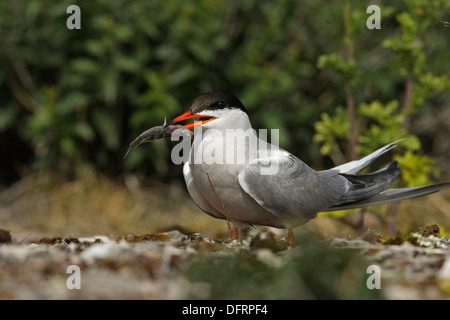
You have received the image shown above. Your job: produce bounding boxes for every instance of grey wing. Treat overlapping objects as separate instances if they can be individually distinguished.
[237,153,349,220]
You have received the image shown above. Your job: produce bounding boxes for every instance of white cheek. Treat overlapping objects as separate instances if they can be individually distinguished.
[198,109,252,131]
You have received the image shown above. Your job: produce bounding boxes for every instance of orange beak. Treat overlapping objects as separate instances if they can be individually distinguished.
[171,111,216,130]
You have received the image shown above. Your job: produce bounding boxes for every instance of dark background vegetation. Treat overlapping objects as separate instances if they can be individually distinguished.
[0,0,449,238]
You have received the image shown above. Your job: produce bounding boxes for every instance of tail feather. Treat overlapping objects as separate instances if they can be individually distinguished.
[322,139,450,212]
[332,139,404,174]
[324,182,450,211]
[336,161,401,204]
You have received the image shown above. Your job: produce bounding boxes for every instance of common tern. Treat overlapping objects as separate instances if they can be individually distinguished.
[128,90,450,246]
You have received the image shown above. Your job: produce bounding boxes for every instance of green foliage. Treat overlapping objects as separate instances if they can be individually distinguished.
[314,0,449,188]
[356,100,413,154]
[186,242,380,299]
[0,0,449,182]
[23,86,95,171]
[314,100,438,187]
[396,150,439,187]
[414,73,450,108]
[313,107,349,156]
[383,0,449,79]
[317,54,360,88]
[382,0,450,113]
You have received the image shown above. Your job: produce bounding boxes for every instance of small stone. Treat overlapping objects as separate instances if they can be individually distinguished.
[0,229,12,243]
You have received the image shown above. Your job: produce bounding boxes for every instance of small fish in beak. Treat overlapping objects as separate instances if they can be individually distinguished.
[123,121,193,159]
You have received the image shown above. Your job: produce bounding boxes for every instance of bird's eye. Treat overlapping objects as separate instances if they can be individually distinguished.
[215,101,227,109]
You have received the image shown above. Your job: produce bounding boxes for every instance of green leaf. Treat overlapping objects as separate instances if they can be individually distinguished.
[395,150,439,187]
[60,137,76,157]
[313,107,349,156]
[71,58,100,74]
[0,104,19,131]
[73,122,95,142]
[92,109,119,150]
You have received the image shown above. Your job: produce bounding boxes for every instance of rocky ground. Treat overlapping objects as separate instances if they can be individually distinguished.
[1,226,449,300]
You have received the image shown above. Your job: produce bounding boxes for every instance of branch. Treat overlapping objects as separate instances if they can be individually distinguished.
[401,76,413,130]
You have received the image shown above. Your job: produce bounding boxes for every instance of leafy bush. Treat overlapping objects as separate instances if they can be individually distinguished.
[0,0,449,184]
[314,0,450,187]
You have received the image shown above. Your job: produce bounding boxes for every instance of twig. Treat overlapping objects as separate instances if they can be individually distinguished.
[7,79,40,113]
[206,173,232,237]
[345,87,357,160]
[18,233,33,245]
[343,0,357,161]
[401,76,414,130]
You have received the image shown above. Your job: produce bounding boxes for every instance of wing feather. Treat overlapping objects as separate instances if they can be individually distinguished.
[238,153,348,220]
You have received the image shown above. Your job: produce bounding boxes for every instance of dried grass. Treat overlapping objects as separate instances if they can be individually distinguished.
[1,169,449,241]
[0,170,228,239]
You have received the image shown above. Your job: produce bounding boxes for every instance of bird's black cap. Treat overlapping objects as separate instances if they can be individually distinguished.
[191,90,247,114]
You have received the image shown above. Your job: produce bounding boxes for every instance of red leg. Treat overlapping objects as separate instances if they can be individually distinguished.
[288,228,294,248]
[232,226,239,241]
